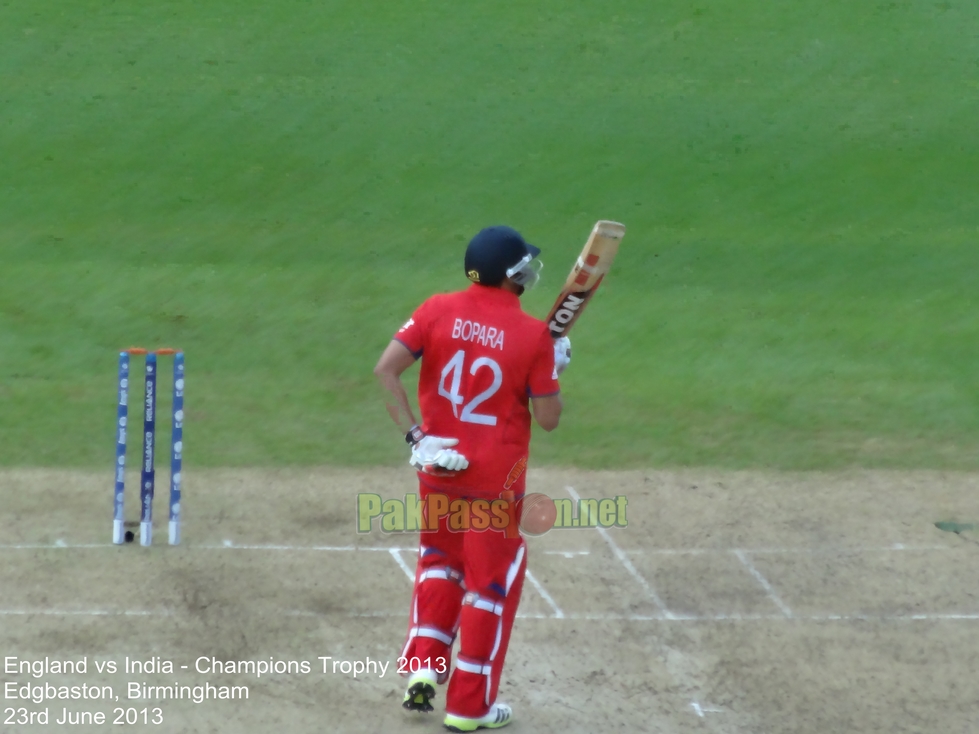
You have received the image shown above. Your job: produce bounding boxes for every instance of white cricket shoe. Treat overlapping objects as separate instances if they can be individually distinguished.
[443,702,513,731]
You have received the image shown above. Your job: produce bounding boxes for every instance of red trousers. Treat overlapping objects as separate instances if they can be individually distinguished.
[400,481,527,718]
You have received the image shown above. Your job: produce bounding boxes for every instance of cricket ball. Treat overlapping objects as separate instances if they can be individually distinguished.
[518,493,556,536]
[124,531,134,543]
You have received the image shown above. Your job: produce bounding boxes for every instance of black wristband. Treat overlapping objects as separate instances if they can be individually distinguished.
[405,425,424,445]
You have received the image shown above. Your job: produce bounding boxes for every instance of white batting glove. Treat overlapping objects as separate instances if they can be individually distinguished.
[409,433,470,473]
[553,336,571,376]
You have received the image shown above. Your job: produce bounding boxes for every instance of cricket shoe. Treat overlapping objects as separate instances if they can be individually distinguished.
[443,702,513,731]
[402,669,438,713]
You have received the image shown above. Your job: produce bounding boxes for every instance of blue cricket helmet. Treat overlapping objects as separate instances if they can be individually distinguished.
[464,226,542,287]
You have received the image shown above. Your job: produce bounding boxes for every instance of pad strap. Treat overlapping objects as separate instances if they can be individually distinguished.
[407,625,455,646]
[463,591,503,616]
[456,656,493,677]
[420,566,465,585]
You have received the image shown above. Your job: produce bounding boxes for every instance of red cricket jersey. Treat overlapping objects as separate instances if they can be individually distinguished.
[394,284,559,495]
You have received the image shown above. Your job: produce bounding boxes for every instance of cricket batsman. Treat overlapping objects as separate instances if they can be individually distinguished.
[374,225,570,731]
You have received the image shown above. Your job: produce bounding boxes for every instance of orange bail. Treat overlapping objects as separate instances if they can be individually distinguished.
[122,347,182,355]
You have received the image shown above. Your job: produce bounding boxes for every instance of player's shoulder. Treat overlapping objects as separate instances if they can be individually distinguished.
[426,289,469,306]
[509,304,549,334]
[415,290,463,316]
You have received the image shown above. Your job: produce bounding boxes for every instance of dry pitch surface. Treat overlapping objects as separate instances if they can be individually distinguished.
[1,468,978,733]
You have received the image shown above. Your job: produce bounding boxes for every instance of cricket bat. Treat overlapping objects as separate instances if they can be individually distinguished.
[546,220,625,338]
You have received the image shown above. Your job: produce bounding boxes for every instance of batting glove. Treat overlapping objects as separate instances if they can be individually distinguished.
[553,336,571,376]
[407,428,470,473]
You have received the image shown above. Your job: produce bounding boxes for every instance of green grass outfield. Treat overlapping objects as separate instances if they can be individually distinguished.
[2,0,978,469]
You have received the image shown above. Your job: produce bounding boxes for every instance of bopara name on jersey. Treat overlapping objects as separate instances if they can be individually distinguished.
[451,318,504,350]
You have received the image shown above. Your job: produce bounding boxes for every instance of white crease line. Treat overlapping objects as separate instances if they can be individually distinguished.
[0,542,956,555]
[691,701,724,717]
[514,612,979,622]
[733,550,793,619]
[4,608,979,622]
[0,609,168,617]
[210,542,418,552]
[0,542,418,552]
[214,543,360,551]
[0,543,115,549]
[566,486,672,619]
[747,543,950,554]
[525,570,565,619]
[286,610,404,618]
[389,548,415,581]
[321,611,979,622]
[624,544,951,555]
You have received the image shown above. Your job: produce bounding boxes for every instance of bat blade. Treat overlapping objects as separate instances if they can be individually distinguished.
[546,220,625,338]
